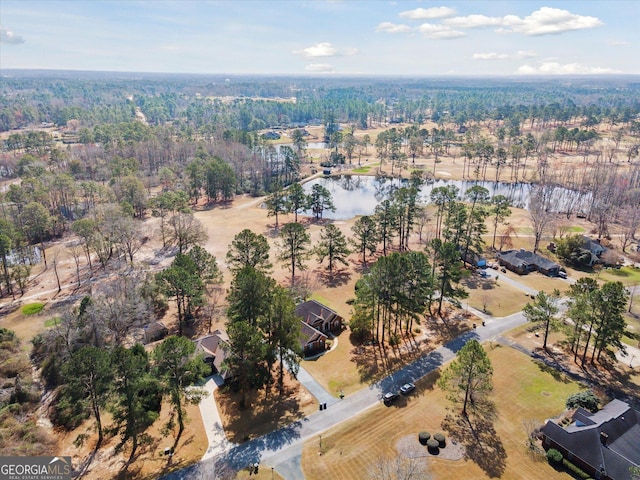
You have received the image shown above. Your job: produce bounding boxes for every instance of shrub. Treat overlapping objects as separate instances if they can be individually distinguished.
[21,303,45,316]
[389,333,401,346]
[562,459,591,479]
[546,448,563,465]
[433,432,446,447]
[418,431,431,445]
[566,390,599,412]
[426,438,440,452]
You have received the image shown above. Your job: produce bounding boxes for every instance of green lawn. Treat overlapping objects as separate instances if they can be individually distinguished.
[599,266,640,286]
[21,303,45,315]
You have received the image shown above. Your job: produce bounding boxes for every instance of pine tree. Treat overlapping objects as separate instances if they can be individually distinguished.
[438,339,493,417]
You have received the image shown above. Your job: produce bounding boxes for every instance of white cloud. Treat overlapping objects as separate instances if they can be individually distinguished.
[418,23,465,39]
[399,7,456,20]
[444,14,502,29]
[516,61,619,75]
[0,27,25,45]
[473,52,510,60]
[501,7,603,36]
[516,50,538,58]
[295,42,337,58]
[473,50,538,60]
[293,42,357,59]
[442,7,601,36]
[376,22,413,33]
[305,63,335,73]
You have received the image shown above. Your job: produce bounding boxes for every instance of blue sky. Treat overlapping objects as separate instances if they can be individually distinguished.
[1,1,638,75]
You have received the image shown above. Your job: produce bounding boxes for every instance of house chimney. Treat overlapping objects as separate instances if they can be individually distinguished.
[600,432,608,445]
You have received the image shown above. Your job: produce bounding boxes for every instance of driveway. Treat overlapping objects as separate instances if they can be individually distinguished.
[163,310,530,480]
[198,374,234,461]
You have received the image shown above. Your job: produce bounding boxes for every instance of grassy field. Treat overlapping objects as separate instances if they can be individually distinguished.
[301,345,582,480]
[503,270,571,295]
[302,330,363,397]
[463,275,530,316]
[599,266,640,286]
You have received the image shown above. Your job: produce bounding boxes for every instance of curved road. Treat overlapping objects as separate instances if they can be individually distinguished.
[162,270,639,479]
[162,308,530,480]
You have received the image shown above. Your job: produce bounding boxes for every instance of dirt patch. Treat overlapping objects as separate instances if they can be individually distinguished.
[53,401,206,480]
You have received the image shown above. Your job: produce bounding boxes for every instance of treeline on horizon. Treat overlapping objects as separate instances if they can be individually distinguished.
[1,71,640,133]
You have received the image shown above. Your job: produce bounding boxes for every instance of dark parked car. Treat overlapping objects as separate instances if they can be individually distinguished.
[400,383,415,395]
[383,391,400,405]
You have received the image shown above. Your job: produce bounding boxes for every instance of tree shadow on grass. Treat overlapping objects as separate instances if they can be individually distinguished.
[215,380,307,444]
[442,403,506,478]
[315,267,352,287]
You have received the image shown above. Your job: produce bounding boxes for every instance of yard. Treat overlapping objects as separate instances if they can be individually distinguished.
[300,345,582,480]
[463,274,530,316]
[599,265,640,286]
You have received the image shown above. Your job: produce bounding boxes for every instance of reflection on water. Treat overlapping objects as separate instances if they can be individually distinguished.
[301,175,589,220]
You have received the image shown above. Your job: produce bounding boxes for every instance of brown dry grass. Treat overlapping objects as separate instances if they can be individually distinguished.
[301,345,582,480]
[2,119,638,479]
[56,401,207,480]
[215,371,316,444]
[463,275,530,316]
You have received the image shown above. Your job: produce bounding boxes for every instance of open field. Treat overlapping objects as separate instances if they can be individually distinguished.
[300,345,582,480]
[599,265,640,286]
[463,274,529,316]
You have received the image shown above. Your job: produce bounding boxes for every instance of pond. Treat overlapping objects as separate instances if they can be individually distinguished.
[301,175,590,220]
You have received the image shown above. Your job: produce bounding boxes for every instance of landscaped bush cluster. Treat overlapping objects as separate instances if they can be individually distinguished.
[418,431,430,445]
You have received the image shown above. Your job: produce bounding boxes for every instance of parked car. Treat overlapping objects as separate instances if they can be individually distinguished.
[558,271,568,279]
[383,391,400,405]
[400,383,416,395]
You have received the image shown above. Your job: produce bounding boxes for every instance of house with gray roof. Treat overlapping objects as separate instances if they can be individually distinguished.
[496,249,560,276]
[194,329,230,380]
[541,399,640,480]
[295,300,343,356]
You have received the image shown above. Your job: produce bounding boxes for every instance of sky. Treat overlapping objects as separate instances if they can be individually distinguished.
[1,0,639,76]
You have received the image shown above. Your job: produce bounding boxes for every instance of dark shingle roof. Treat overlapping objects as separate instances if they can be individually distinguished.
[498,249,559,271]
[542,399,640,480]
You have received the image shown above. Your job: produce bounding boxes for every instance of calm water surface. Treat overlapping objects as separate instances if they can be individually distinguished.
[301,175,588,220]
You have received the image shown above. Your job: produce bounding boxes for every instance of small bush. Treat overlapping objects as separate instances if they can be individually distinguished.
[21,303,45,316]
[426,438,440,452]
[566,390,599,412]
[562,459,591,479]
[418,431,431,445]
[546,448,563,465]
[433,432,446,447]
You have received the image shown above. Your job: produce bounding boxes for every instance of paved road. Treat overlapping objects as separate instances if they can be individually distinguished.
[162,310,530,480]
[163,270,635,480]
